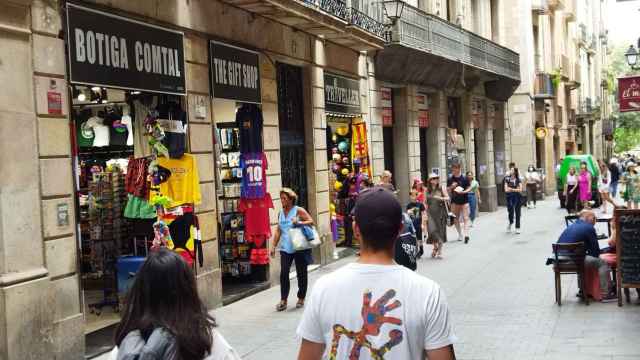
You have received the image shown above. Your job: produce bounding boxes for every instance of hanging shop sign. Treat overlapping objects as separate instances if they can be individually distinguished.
[324,73,361,115]
[380,87,393,127]
[535,127,548,139]
[209,41,261,103]
[618,76,640,112]
[66,3,186,95]
[417,93,429,128]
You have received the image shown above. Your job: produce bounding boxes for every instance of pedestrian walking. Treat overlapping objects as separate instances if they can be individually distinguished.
[556,158,565,208]
[627,163,640,209]
[525,165,541,208]
[577,161,592,210]
[394,212,418,271]
[564,165,579,214]
[426,172,449,258]
[447,163,471,243]
[609,158,620,198]
[378,170,396,193]
[466,171,481,226]
[598,162,616,214]
[407,189,426,258]
[109,249,241,360]
[296,186,457,360]
[270,188,314,311]
[504,166,523,234]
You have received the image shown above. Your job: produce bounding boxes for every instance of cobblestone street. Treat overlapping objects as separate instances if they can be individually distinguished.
[207,199,640,360]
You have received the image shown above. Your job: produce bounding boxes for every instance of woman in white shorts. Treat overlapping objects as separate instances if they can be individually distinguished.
[598,162,616,214]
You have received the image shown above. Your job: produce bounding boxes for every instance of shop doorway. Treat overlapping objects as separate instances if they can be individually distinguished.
[277,63,308,209]
[383,127,395,177]
[419,127,428,181]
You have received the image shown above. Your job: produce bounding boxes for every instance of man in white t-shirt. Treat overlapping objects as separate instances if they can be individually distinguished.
[297,186,457,360]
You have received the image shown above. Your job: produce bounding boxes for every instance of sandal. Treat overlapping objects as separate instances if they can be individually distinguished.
[431,248,437,258]
[296,299,305,308]
[276,301,287,312]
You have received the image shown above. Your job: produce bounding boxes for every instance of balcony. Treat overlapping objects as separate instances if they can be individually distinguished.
[568,109,577,127]
[532,0,549,14]
[577,97,593,116]
[218,0,386,50]
[534,73,555,99]
[375,3,520,101]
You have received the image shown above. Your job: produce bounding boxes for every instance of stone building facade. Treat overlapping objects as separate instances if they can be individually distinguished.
[0,0,520,358]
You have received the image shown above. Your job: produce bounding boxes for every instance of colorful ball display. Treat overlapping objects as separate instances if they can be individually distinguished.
[338,141,348,152]
[336,126,349,136]
[332,164,340,173]
[334,181,343,191]
[329,203,336,213]
[332,153,341,161]
[341,168,349,176]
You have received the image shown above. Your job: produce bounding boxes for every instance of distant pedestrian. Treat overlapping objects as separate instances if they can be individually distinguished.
[407,189,426,258]
[447,163,471,243]
[271,188,314,311]
[378,170,396,193]
[564,165,579,214]
[504,166,523,234]
[109,249,241,360]
[296,187,457,360]
[577,161,592,210]
[608,158,620,197]
[598,162,616,214]
[525,165,541,208]
[466,171,481,226]
[426,173,449,258]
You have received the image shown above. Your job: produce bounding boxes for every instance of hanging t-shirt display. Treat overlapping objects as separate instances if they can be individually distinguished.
[156,154,201,208]
[238,192,273,247]
[157,102,187,159]
[240,152,267,199]
[86,115,110,147]
[105,107,128,146]
[236,104,263,153]
[76,109,94,147]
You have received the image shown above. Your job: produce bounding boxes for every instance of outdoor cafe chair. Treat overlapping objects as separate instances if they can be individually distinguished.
[551,242,589,306]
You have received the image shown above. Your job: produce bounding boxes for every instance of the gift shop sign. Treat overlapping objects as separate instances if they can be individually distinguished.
[66,3,186,95]
[209,41,261,103]
[325,73,361,115]
[618,76,640,112]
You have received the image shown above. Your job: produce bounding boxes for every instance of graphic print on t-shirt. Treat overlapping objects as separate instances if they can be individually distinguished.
[240,153,267,199]
[330,289,404,359]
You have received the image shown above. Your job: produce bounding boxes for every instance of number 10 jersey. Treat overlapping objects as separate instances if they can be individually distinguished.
[240,152,268,199]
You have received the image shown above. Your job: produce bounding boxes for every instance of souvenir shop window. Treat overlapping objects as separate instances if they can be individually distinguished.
[214,102,271,287]
[326,115,372,248]
[72,86,202,335]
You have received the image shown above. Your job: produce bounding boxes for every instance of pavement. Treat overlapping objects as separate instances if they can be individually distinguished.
[94,198,640,360]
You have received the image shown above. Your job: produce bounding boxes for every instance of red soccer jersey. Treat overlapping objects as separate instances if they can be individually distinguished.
[238,193,274,238]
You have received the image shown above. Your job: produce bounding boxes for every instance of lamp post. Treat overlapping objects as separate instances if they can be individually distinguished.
[382,0,405,24]
[625,44,640,70]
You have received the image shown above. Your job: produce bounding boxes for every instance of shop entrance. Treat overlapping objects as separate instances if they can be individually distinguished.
[419,127,428,181]
[277,63,308,209]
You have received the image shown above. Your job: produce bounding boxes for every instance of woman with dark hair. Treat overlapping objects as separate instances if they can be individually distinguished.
[425,172,449,258]
[577,161,592,210]
[504,166,523,234]
[270,187,315,312]
[109,249,240,360]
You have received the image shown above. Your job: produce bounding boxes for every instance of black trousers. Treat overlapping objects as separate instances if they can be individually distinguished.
[280,250,310,301]
[507,193,521,228]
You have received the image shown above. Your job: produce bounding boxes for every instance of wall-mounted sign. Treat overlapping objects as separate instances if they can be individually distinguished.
[47,79,62,115]
[66,3,186,95]
[417,93,429,128]
[209,41,261,103]
[535,127,548,139]
[618,76,640,112]
[382,107,393,127]
[324,73,361,115]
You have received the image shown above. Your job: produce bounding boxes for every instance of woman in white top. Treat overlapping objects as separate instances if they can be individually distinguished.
[525,165,541,209]
[563,166,579,214]
[108,249,241,360]
[598,162,616,214]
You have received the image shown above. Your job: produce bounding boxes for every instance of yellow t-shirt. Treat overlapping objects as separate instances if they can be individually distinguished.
[157,154,201,208]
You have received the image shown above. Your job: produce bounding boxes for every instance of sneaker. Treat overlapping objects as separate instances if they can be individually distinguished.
[507,224,512,233]
[464,236,469,244]
[601,293,618,303]
[457,234,463,241]
[515,228,521,234]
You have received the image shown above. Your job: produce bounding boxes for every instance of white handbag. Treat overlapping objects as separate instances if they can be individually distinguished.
[290,228,311,251]
[308,227,322,248]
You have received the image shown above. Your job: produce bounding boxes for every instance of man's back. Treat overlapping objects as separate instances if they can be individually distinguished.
[297,263,455,359]
[557,220,599,257]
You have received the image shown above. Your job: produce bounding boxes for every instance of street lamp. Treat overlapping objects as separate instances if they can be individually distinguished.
[625,44,639,69]
[382,0,405,25]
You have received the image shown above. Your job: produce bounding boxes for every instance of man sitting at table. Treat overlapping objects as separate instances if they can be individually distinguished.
[557,210,617,302]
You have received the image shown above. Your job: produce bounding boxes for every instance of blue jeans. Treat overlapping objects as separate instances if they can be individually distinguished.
[506,193,521,228]
[609,181,618,197]
[468,192,478,222]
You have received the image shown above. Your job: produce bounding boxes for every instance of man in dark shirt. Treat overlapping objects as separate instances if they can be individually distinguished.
[608,159,620,197]
[557,210,616,302]
[447,163,471,243]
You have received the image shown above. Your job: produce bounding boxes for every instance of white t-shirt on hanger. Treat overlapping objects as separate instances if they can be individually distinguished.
[121,114,133,146]
[86,116,110,147]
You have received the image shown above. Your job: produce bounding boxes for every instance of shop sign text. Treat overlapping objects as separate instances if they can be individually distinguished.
[209,41,261,103]
[324,73,361,115]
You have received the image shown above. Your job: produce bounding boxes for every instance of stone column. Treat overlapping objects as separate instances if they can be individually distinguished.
[427,91,449,187]
[0,1,82,358]
[183,34,221,308]
[367,56,385,179]
[392,87,412,205]
[475,100,498,212]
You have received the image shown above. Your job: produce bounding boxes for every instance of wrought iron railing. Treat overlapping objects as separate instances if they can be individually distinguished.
[348,0,387,39]
[299,0,348,20]
[578,97,593,115]
[391,4,520,81]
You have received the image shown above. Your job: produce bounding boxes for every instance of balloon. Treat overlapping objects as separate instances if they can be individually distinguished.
[336,126,349,136]
[332,134,337,143]
[329,203,336,213]
[332,147,338,153]
[342,157,349,164]
[338,141,348,152]
[334,181,343,191]
[332,153,341,161]
[332,164,340,173]
[341,168,350,175]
